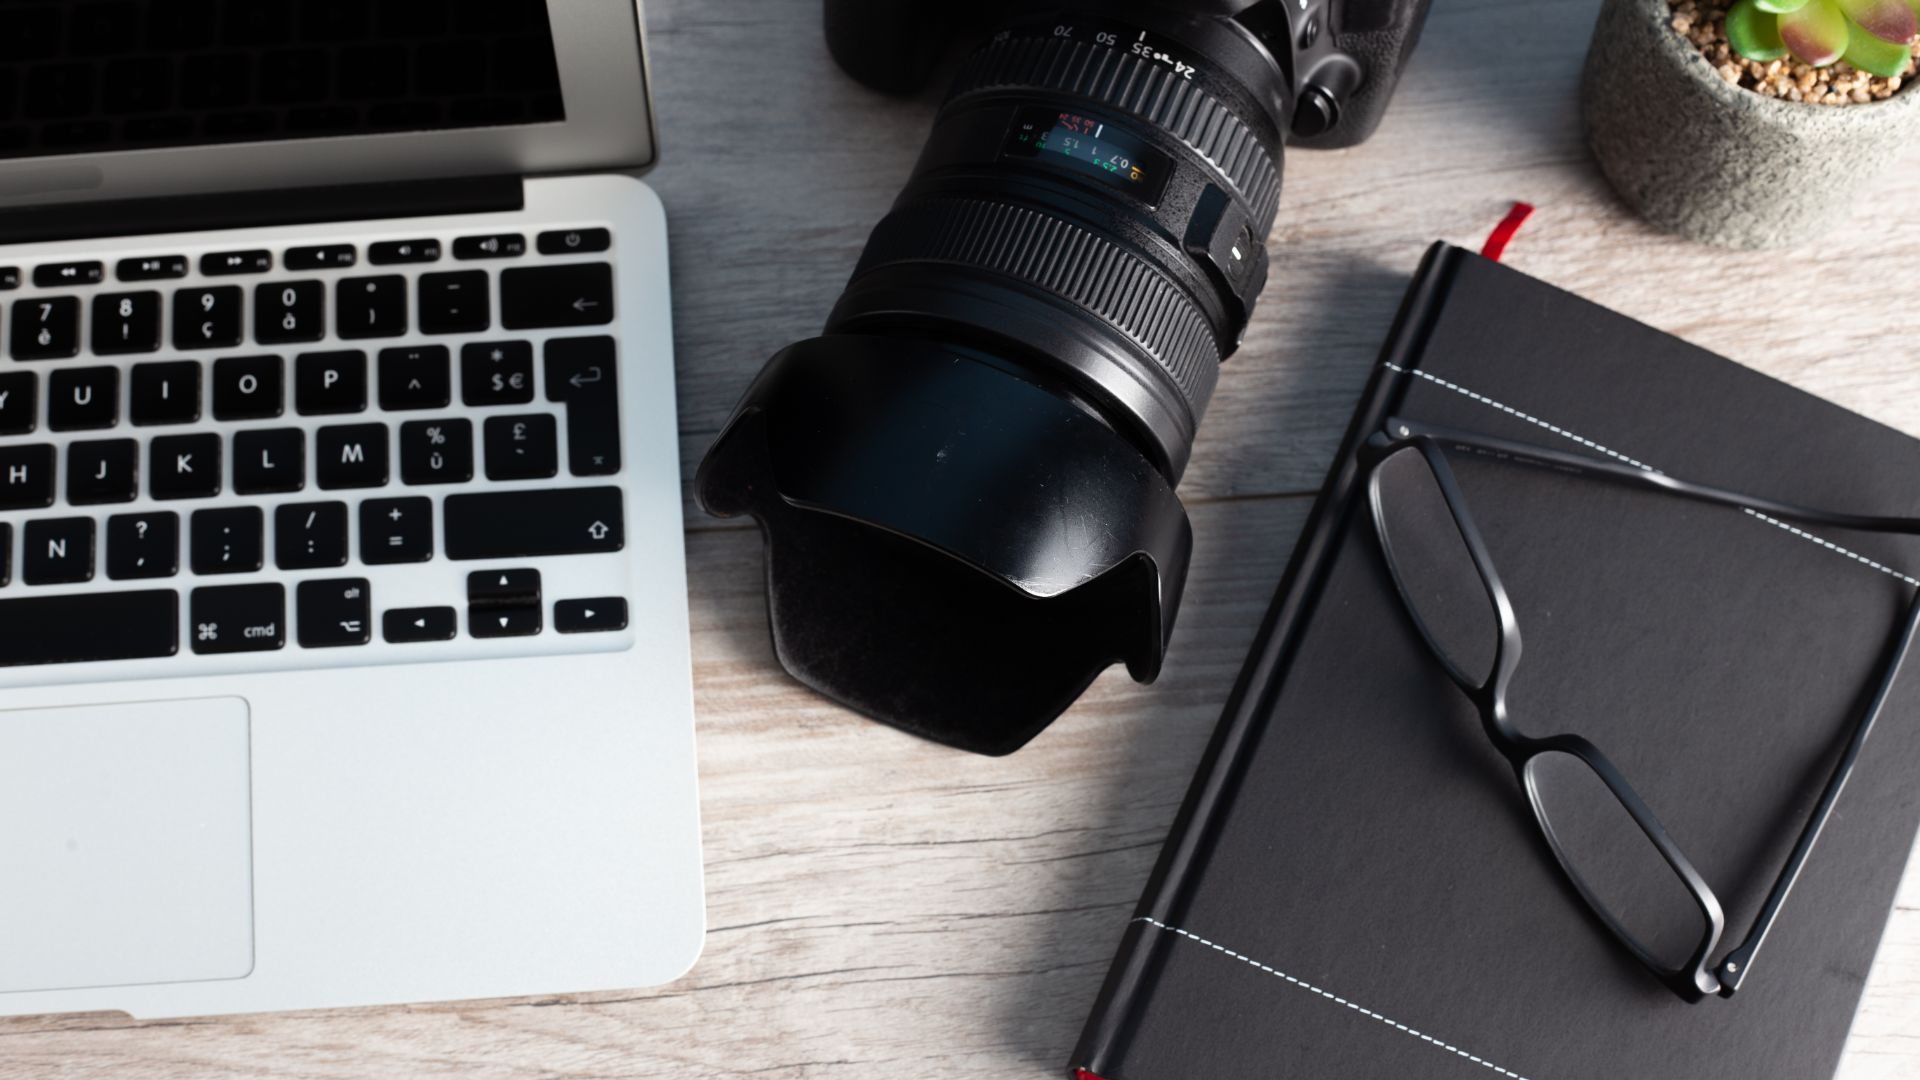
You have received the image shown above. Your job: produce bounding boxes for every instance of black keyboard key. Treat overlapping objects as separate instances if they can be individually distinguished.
[419,270,490,335]
[378,346,451,410]
[212,355,284,420]
[462,341,534,405]
[537,228,611,256]
[189,507,264,575]
[484,414,557,481]
[118,255,189,282]
[24,517,95,585]
[468,568,541,607]
[471,604,542,639]
[0,371,36,434]
[92,291,162,354]
[444,487,624,560]
[0,444,55,510]
[500,263,613,330]
[67,439,138,505]
[337,275,407,339]
[295,350,367,414]
[174,285,243,349]
[399,418,473,485]
[33,261,103,288]
[384,606,457,643]
[48,367,119,431]
[555,597,628,634]
[545,336,621,476]
[107,512,179,580]
[297,578,371,648]
[255,280,326,344]
[0,524,7,585]
[285,245,357,271]
[360,496,433,564]
[234,428,305,494]
[0,267,19,290]
[275,501,349,569]
[130,361,203,425]
[190,584,284,654]
[315,423,388,489]
[454,234,525,260]
[149,433,221,499]
[202,250,273,276]
[0,590,178,666]
[368,239,440,265]
[11,295,81,359]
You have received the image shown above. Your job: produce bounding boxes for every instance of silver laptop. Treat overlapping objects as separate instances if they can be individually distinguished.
[0,0,703,1017]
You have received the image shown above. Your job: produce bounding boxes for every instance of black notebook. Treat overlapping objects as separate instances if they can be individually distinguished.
[1070,243,1920,1080]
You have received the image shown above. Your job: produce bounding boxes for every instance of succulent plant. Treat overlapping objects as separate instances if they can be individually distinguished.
[1727,0,1920,77]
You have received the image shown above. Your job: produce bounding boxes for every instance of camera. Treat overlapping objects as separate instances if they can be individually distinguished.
[697,0,1432,755]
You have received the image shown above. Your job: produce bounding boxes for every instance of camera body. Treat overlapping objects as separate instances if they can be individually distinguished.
[824,0,1431,150]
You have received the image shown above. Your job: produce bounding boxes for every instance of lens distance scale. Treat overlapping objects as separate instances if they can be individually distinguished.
[1001,107,1175,205]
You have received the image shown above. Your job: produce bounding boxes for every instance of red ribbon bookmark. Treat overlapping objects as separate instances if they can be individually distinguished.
[1480,202,1535,262]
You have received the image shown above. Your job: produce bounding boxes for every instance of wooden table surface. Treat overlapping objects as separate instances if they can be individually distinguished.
[6,0,1918,1076]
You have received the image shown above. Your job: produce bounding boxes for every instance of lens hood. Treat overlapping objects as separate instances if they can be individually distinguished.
[696,335,1193,755]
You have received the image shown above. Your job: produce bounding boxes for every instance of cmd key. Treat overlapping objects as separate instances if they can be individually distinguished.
[500,263,613,330]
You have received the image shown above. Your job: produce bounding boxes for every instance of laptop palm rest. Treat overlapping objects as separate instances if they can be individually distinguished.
[0,698,254,995]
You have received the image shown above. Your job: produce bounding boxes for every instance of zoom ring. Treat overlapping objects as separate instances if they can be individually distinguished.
[949,34,1281,231]
[854,198,1221,415]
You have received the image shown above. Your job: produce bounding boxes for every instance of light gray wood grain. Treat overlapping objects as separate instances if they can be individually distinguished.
[4,0,1917,1075]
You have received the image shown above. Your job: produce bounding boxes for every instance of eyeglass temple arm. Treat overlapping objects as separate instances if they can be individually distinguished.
[1380,418,1920,536]
[1713,588,1920,996]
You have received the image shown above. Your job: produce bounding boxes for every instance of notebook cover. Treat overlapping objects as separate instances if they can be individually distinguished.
[1070,243,1920,1080]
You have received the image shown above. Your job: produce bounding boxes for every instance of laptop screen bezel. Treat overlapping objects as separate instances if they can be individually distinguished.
[0,0,657,210]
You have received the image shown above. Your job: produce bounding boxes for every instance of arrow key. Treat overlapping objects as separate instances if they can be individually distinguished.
[555,597,628,634]
[471,604,542,639]
[383,606,458,644]
[468,568,540,607]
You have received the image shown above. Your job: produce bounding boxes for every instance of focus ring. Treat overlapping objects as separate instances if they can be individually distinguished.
[851,198,1221,416]
[948,34,1281,231]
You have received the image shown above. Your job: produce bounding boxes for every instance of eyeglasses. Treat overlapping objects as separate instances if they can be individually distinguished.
[1363,418,1920,1002]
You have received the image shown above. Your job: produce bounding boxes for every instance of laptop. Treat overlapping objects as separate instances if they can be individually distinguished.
[0,0,704,1017]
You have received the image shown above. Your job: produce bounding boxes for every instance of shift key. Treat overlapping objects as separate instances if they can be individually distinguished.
[444,487,624,560]
[501,264,613,329]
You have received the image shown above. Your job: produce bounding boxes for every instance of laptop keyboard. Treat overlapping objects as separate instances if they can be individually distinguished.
[0,225,635,673]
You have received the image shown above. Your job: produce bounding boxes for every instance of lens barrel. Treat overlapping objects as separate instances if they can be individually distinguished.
[698,7,1296,753]
[827,9,1290,479]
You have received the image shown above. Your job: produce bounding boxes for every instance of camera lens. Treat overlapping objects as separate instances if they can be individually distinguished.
[827,9,1290,479]
[699,8,1296,754]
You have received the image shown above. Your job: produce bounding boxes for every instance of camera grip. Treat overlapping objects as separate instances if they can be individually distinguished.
[1296,0,1433,149]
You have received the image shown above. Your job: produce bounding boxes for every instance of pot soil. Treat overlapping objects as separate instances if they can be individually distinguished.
[1584,0,1920,248]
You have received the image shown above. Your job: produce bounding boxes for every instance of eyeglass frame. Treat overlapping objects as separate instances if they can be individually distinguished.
[1359,416,1920,1001]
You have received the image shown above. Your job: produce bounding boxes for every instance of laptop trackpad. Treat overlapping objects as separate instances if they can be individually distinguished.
[0,698,255,994]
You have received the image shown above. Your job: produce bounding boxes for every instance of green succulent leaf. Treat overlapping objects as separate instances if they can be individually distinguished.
[1756,0,1812,14]
[1842,15,1916,72]
[1836,0,1919,42]
[1780,0,1852,64]
[1730,0,1793,58]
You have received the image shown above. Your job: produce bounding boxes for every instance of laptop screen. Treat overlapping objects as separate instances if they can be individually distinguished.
[0,0,566,164]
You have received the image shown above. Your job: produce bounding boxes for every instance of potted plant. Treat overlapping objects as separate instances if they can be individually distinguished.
[1583,0,1920,248]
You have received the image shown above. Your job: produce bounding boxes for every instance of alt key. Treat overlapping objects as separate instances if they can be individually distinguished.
[555,597,628,633]
[384,606,458,643]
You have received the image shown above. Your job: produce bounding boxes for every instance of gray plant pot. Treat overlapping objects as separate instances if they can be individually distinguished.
[1583,0,1920,248]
